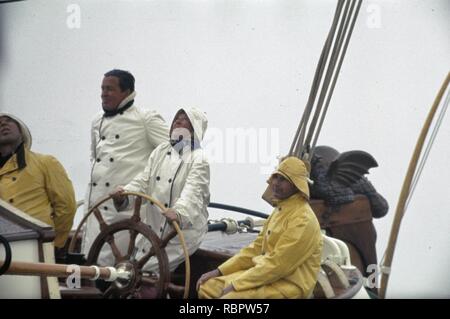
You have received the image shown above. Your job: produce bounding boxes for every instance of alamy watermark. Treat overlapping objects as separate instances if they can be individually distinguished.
[366,3,382,29]
[167,126,281,175]
[203,127,280,174]
[366,264,385,289]
[66,4,81,29]
[66,3,383,30]
[66,264,81,289]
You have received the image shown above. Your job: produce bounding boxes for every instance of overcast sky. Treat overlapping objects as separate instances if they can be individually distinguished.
[1,0,449,298]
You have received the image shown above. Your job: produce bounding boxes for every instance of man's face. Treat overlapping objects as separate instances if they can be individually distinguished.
[170,111,194,141]
[101,76,130,111]
[0,116,22,147]
[271,173,298,200]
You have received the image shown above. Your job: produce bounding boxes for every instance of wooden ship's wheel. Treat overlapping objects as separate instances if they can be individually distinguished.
[69,192,190,299]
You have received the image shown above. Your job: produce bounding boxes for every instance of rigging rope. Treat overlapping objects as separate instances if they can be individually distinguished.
[290,0,344,157]
[311,0,363,152]
[289,0,362,161]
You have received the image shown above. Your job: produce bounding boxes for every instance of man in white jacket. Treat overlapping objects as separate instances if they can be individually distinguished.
[112,107,210,272]
[82,69,169,266]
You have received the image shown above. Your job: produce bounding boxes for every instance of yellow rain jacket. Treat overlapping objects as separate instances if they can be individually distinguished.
[0,147,76,247]
[216,193,322,298]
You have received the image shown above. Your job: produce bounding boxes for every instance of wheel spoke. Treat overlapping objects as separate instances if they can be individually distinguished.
[160,229,177,249]
[103,285,116,298]
[137,275,162,299]
[132,196,142,222]
[125,229,138,260]
[141,275,158,287]
[106,235,124,262]
[93,207,107,231]
[137,248,156,268]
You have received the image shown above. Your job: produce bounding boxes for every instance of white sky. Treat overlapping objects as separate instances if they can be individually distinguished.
[0,0,449,298]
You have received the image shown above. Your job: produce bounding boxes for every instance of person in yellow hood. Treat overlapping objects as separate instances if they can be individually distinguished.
[197,156,322,299]
[0,113,76,248]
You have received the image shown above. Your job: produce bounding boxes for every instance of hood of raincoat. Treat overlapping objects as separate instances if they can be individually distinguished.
[0,112,32,149]
[170,107,208,145]
[268,156,310,200]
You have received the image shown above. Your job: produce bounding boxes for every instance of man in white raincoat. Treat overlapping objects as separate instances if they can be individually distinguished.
[112,107,210,272]
[82,69,169,265]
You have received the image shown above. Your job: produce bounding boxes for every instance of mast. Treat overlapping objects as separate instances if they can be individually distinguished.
[379,72,450,298]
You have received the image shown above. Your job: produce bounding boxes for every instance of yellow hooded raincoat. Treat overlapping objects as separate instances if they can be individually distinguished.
[199,157,322,299]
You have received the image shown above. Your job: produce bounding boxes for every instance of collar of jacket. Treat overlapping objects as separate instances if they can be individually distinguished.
[103,99,134,118]
[274,192,306,212]
[16,143,26,169]
[102,91,136,118]
[0,143,26,173]
[170,138,201,154]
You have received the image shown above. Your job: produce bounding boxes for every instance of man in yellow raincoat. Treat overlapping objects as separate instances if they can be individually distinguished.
[0,113,76,248]
[197,157,323,298]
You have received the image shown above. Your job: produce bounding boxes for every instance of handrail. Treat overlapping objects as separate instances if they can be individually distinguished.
[208,202,269,219]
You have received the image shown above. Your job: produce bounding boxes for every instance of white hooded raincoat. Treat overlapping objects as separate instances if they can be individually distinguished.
[124,108,210,272]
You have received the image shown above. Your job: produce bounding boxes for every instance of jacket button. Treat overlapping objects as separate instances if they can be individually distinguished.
[104,206,108,210]
[115,134,120,139]
[164,203,168,208]
[167,152,171,156]
[168,178,172,183]
[156,176,160,181]
[12,177,17,181]
[101,136,106,140]
[9,198,14,203]
[96,158,101,162]
[105,182,110,187]
[109,158,114,162]
[93,182,97,187]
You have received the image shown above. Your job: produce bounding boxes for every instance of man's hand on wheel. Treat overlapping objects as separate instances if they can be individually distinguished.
[110,186,127,208]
